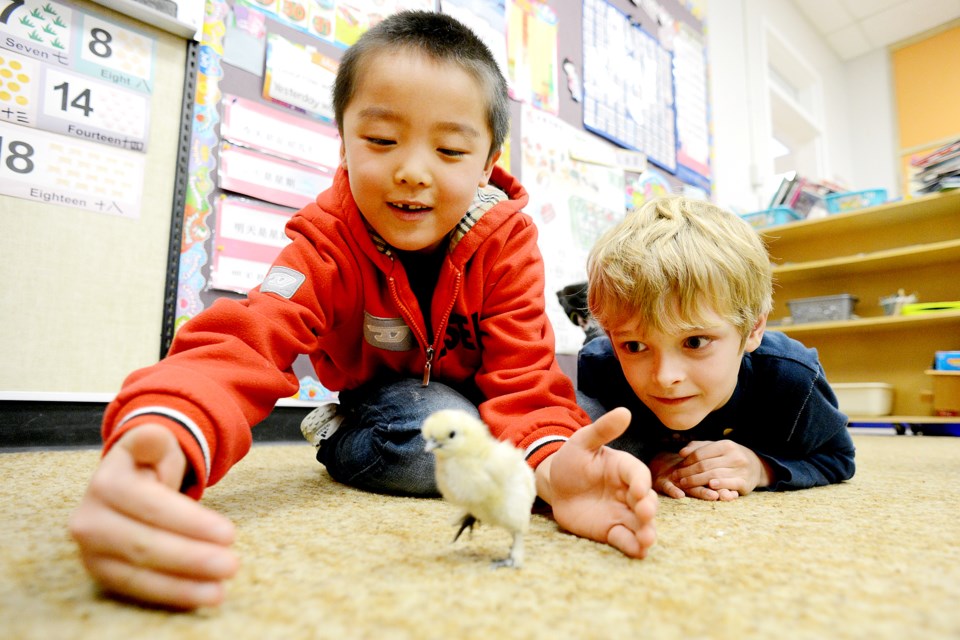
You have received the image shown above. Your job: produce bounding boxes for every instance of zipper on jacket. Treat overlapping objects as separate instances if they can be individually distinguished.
[388,274,434,386]
[389,268,462,389]
[422,347,434,387]
[424,271,462,387]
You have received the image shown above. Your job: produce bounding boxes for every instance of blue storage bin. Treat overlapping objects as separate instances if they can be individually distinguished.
[740,206,801,229]
[825,189,887,214]
[935,351,960,371]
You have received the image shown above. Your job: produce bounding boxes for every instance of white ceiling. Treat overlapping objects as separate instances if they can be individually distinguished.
[789,0,960,60]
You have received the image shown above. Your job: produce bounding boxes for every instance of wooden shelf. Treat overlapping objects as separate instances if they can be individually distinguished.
[761,191,960,416]
[846,416,958,424]
[773,238,960,284]
[773,308,960,336]
[763,189,960,244]
[762,189,960,263]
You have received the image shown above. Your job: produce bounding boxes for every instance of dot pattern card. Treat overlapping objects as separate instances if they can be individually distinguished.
[0,51,40,126]
[0,120,145,217]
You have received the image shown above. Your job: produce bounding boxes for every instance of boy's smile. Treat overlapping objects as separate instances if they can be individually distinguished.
[339,49,500,253]
[607,308,766,431]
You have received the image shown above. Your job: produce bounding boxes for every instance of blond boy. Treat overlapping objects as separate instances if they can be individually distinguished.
[578,196,855,501]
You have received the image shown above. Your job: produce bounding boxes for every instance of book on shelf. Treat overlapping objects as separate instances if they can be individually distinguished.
[766,173,838,218]
[910,138,960,169]
[768,171,797,209]
[910,139,960,195]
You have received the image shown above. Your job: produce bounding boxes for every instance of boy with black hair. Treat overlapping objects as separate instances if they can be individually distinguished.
[70,11,658,609]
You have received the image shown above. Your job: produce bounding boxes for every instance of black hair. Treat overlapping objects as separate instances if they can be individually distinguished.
[332,11,509,161]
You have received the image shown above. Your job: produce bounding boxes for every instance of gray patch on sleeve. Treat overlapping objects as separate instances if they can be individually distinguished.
[261,266,306,299]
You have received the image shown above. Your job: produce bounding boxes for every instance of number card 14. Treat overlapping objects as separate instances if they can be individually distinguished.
[1,48,149,150]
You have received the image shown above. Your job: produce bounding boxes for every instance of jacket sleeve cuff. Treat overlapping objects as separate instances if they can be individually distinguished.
[522,435,568,469]
[105,407,211,499]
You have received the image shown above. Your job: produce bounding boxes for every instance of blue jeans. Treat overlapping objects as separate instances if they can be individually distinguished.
[316,378,481,496]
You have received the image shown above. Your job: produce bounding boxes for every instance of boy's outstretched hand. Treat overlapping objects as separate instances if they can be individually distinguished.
[535,407,657,559]
[69,424,239,610]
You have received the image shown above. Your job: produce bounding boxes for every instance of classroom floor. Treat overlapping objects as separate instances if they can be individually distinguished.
[2,432,959,639]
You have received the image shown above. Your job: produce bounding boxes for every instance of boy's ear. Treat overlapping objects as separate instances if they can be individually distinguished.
[479,149,502,187]
[744,314,767,353]
[339,140,347,169]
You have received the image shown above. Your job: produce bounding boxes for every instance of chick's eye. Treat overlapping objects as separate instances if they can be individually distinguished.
[448,430,456,439]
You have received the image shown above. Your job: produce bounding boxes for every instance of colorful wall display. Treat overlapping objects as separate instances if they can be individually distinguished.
[0,0,155,214]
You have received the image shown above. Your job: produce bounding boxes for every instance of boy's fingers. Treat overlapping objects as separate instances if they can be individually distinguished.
[678,440,712,458]
[104,471,236,545]
[570,407,632,451]
[606,524,644,558]
[88,433,235,547]
[87,554,228,610]
[685,486,720,501]
[75,505,238,581]
[657,479,685,499]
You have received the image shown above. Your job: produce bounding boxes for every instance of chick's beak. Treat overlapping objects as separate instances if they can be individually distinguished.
[424,437,439,453]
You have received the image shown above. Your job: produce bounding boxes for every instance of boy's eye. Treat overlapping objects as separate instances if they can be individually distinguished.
[438,148,466,158]
[621,341,644,354]
[365,137,394,146]
[684,336,712,349]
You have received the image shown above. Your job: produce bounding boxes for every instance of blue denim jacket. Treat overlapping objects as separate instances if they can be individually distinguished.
[577,331,856,490]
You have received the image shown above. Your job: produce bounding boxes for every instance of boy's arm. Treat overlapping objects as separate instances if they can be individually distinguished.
[755,427,856,490]
[103,228,339,496]
[69,425,239,609]
[754,368,857,491]
[468,218,591,459]
[533,408,658,558]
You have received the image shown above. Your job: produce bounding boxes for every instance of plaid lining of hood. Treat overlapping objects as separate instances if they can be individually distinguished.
[367,183,509,256]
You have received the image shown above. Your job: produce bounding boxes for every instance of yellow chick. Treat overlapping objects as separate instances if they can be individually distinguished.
[422,409,537,568]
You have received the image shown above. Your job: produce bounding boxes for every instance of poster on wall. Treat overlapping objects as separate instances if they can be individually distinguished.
[0,0,152,215]
[0,0,156,149]
[440,0,508,76]
[520,104,625,354]
[581,0,677,174]
[672,20,710,191]
[262,33,338,121]
[231,0,434,48]
[0,120,146,216]
[210,196,294,293]
[506,0,558,115]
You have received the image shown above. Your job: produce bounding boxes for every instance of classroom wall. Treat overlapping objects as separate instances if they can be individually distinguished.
[892,22,960,196]
[707,0,902,212]
[0,0,935,396]
[0,1,187,394]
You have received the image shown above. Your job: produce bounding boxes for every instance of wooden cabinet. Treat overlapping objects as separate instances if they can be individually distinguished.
[761,189,960,419]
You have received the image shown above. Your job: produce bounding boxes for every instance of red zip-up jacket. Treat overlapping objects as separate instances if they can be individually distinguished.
[102,166,590,497]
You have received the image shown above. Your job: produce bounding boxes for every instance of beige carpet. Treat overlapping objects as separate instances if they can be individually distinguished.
[2,433,959,639]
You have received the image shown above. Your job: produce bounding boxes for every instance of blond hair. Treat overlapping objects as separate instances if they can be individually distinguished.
[587,196,773,340]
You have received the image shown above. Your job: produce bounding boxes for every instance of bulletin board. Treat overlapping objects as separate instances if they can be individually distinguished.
[166,0,710,387]
[0,0,191,393]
